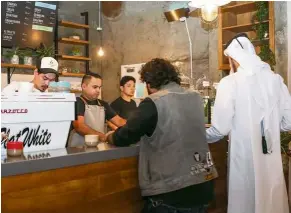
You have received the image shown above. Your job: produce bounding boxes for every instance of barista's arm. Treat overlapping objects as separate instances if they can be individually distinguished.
[74,98,106,141]
[109,115,126,127]
[73,117,106,141]
[107,98,157,146]
[103,101,126,128]
[107,121,119,130]
[106,116,126,131]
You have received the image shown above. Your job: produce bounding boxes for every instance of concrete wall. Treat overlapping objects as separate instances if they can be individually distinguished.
[288,2,291,91]
[100,2,211,101]
[274,1,288,84]
[57,1,212,102]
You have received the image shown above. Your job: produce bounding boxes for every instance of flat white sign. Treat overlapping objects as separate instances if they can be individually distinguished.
[1,93,75,153]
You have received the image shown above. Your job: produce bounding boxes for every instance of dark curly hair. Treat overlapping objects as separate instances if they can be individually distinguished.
[139,58,181,89]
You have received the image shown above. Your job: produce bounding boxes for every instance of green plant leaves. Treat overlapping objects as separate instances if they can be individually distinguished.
[252,1,276,69]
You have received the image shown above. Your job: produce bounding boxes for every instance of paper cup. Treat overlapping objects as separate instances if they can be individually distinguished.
[85,135,99,147]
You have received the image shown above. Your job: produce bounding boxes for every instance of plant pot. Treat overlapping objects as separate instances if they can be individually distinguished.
[10,55,19,64]
[72,52,82,56]
[72,68,80,73]
[24,56,33,65]
[69,36,80,40]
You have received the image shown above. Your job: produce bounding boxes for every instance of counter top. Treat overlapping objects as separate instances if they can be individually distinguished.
[2,125,212,177]
[1,143,139,177]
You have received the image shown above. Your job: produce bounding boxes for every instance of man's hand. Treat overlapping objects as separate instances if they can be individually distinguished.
[107,121,118,131]
[105,131,115,144]
[99,134,107,142]
[110,115,126,127]
[73,116,107,141]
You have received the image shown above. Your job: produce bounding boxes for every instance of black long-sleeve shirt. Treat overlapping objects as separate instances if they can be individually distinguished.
[113,98,157,146]
[112,98,214,208]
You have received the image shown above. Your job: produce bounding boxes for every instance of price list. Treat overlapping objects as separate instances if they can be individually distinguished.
[1,1,57,48]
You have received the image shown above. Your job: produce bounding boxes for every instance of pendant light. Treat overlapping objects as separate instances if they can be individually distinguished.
[97,1,104,57]
[188,0,231,23]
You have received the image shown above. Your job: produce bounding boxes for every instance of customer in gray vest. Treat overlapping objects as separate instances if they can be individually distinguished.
[106,58,218,213]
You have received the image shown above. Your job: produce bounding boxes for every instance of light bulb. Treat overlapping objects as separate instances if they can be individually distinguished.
[201,4,218,23]
[97,47,104,57]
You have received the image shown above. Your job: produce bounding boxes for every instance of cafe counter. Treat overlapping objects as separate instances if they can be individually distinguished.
[1,144,143,213]
[1,137,229,213]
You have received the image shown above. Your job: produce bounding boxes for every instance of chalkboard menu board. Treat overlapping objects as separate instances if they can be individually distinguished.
[1,1,58,48]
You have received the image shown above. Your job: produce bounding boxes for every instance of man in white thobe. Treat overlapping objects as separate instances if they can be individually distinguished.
[206,33,291,213]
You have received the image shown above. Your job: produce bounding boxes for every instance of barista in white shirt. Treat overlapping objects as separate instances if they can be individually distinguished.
[2,57,59,93]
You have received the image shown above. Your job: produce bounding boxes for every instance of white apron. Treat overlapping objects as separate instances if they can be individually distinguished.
[69,96,105,147]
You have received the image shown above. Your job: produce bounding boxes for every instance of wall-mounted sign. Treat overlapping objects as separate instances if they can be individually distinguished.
[1,1,58,48]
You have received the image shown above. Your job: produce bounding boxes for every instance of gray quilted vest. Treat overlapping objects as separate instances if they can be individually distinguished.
[138,82,218,196]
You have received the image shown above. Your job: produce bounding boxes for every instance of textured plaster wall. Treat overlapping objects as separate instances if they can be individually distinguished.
[274,1,288,83]
[100,2,211,101]
[58,1,211,101]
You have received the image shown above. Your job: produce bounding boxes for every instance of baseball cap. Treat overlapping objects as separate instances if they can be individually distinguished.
[37,57,59,76]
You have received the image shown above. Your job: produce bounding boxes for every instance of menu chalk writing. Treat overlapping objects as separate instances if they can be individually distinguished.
[1,1,57,48]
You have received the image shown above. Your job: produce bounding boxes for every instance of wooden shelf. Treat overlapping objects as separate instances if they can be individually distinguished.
[251,38,270,46]
[1,63,36,69]
[219,64,230,71]
[218,1,274,72]
[61,72,85,77]
[57,14,90,75]
[59,38,89,45]
[222,20,269,32]
[222,2,256,14]
[59,20,89,29]
[58,55,91,61]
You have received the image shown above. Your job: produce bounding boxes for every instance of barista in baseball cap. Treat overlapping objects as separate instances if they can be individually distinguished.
[37,57,59,76]
[33,57,59,92]
[2,57,59,93]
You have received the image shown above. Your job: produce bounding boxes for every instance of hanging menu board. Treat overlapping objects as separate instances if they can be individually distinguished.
[1,1,58,48]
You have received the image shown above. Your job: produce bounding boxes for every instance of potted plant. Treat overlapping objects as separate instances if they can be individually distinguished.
[71,46,82,56]
[20,48,35,65]
[4,47,21,64]
[36,43,55,58]
[252,2,276,69]
[72,68,80,73]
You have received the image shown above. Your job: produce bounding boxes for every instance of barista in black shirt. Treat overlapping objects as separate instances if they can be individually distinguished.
[110,76,137,119]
